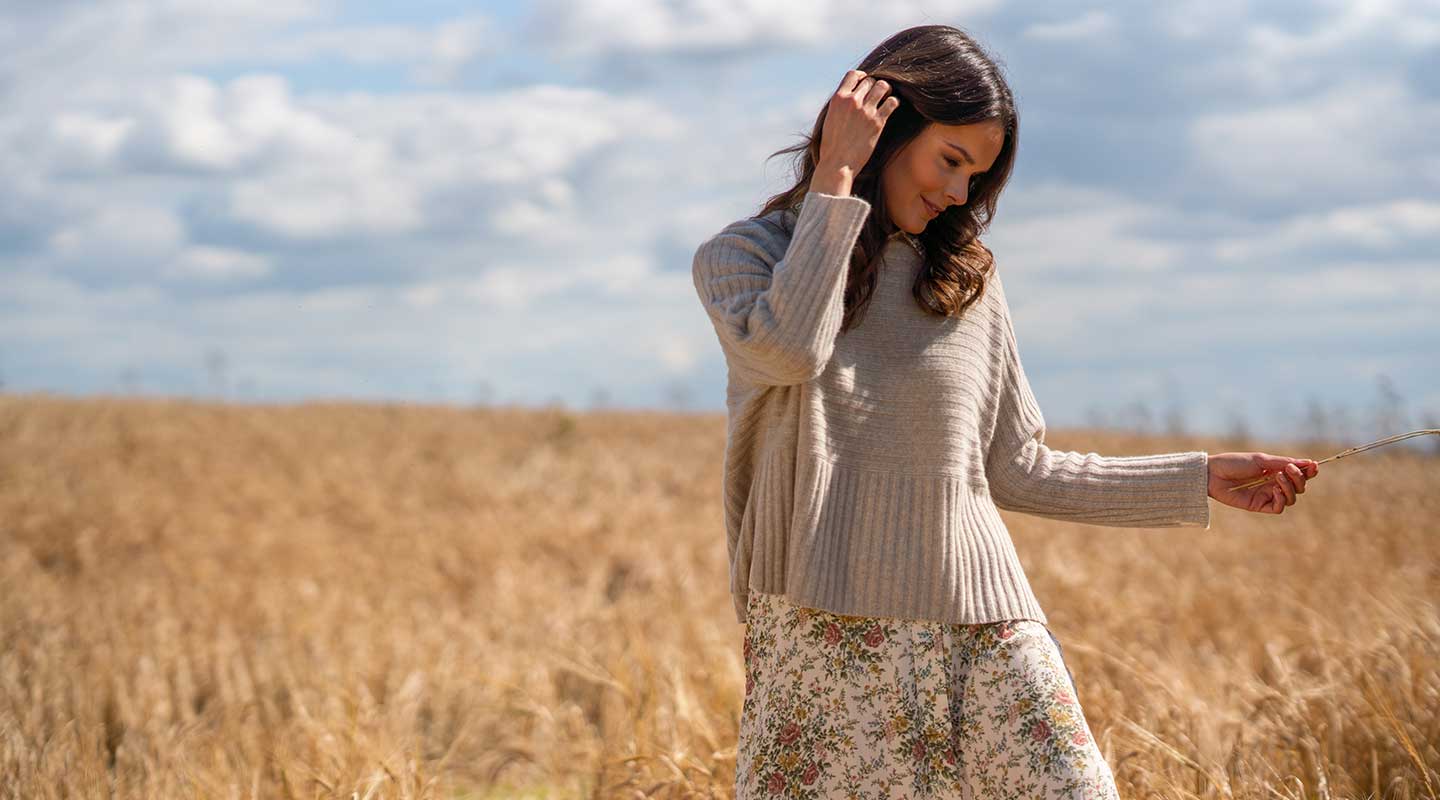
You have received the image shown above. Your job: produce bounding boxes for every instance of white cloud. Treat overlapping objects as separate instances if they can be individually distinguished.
[1172,260,1440,310]
[1021,11,1117,41]
[1154,0,1252,41]
[13,72,685,241]
[49,204,185,261]
[249,15,496,85]
[165,245,272,281]
[1171,0,1440,96]
[656,337,699,374]
[286,84,683,240]
[50,112,136,170]
[988,181,1440,356]
[1008,258,1438,357]
[985,182,1183,275]
[1211,199,1440,262]
[1245,0,1440,66]
[40,202,274,283]
[1187,78,1440,201]
[0,1,331,108]
[119,73,370,173]
[399,283,447,310]
[527,0,1003,58]
[228,166,424,239]
[466,251,655,311]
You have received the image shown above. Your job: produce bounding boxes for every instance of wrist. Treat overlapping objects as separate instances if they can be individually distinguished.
[809,162,856,196]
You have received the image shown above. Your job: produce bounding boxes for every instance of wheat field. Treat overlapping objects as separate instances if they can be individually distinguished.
[0,393,1436,799]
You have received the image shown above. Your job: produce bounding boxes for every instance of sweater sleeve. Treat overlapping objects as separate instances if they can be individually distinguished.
[983,278,1212,529]
[692,191,872,386]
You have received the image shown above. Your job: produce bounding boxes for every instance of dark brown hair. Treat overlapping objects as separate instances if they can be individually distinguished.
[755,24,1019,332]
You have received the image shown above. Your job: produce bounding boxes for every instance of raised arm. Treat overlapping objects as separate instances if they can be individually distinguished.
[691,191,872,386]
[983,277,1211,529]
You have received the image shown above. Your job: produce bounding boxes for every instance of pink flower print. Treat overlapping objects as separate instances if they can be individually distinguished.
[864,624,885,647]
[745,673,754,696]
[912,739,927,761]
[1031,719,1051,742]
[1071,729,1089,746]
[743,634,752,662]
[998,622,1015,640]
[824,622,842,645]
[779,720,801,746]
[1006,703,1019,724]
[767,772,786,794]
[1053,686,1074,705]
[944,744,957,766]
[802,762,819,786]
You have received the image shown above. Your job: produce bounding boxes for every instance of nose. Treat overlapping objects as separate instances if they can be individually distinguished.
[944,179,966,208]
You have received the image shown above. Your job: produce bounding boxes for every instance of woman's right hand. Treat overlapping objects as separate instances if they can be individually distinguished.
[1206,452,1319,514]
[816,69,900,180]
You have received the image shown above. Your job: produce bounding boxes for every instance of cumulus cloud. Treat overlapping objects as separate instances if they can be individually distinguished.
[244,15,496,85]
[1021,10,1117,41]
[984,182,1183,275]
[1186,77,1440,204]
[1211,199,1440,263]
[165,245,273,281]
[1237,0,1440,91]
[986,178,1437,381]
[228,166,425,239]
[49,112,136,172]
[110,73,366,174]
[0,1,331,107]
[523,0,1003,59]
[5,69,687,246]
[49,205,185,263]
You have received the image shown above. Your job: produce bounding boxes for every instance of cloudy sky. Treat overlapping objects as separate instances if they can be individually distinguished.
[3,0,1437,441]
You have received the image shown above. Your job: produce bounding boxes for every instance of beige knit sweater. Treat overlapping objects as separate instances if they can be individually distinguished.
[691,190,1212,626]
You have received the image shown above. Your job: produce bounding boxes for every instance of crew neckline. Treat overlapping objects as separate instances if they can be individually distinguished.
[892,229,925,259]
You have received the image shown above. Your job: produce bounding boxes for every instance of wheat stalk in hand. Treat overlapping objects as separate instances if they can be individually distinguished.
[1226,429,1440,493]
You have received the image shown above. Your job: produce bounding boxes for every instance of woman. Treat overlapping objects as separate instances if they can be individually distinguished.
[691,24,1319,800]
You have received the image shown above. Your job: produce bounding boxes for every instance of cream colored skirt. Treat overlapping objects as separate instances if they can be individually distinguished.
[737,590,1119,799]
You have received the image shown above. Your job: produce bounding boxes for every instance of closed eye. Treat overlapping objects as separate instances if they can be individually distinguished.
[945,156,986,181]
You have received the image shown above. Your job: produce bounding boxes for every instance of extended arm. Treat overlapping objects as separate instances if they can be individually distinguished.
[983,283,1211,529]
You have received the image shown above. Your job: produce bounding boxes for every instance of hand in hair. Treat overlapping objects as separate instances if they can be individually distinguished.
[811,69,901,195]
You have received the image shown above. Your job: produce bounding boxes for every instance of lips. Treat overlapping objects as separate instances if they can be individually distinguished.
[922,198,940,216]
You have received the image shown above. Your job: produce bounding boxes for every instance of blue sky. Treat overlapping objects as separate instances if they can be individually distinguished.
[2,0,1437,442]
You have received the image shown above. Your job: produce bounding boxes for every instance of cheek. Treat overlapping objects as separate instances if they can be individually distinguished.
[913,155,941,188]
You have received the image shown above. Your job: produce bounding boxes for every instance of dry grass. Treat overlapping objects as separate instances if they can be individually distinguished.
[0,392,1436,799]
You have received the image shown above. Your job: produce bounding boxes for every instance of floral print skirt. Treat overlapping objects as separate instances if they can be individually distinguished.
[737,590,1119,799]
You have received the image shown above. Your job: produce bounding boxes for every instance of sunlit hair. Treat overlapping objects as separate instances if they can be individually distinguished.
[754,24,1018,332]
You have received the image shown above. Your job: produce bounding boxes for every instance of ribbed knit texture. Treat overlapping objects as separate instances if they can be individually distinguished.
[692,191,1211,626]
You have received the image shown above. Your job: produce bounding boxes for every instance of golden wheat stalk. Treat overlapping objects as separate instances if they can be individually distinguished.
[1226,429,1440,492]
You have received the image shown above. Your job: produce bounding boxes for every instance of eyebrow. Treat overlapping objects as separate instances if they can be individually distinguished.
[941,140,977,166]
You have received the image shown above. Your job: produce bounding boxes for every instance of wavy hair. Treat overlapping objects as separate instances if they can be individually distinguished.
[755,24,1018,332]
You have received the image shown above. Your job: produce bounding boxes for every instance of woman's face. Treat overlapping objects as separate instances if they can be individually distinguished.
[881,119,1005,234]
